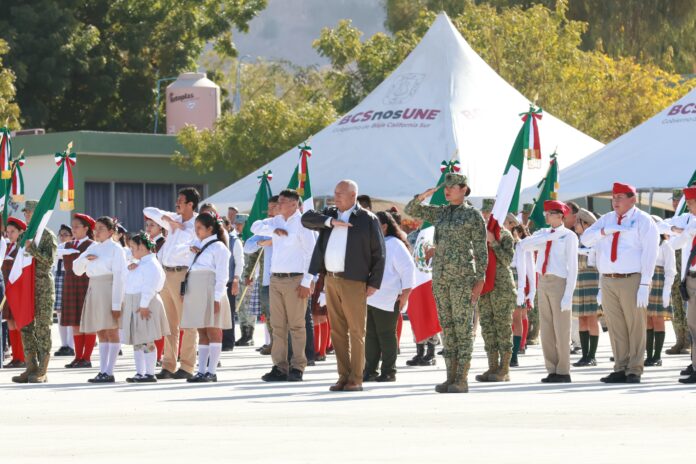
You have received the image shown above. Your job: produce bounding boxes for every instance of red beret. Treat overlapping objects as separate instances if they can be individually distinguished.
[73,213,96,230]
[612,182,636,195]
[544,200,570,216]
[684,187,696,201]
[7,216,27,231]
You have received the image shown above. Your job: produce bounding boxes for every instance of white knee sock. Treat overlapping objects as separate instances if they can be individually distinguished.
[66,326,74,348]
[99,342,108,373]
[106,343,120,375]
[57,314,69,347]
[208,343,222,375]
[145,350,157,376]
[197,345,209,375]
[134,349,145,376]
[265,325,271,345]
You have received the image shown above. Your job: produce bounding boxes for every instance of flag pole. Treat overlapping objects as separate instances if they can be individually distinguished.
[235,248,264,313]
[0,296,6,370]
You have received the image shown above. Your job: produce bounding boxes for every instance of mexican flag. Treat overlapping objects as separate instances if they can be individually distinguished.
[242,170,273,241]
[482,106,542,295]
[287,143,314,212]
[6,149,75,329]
[675,168,696,215]
[406,160,458,342]
[529,153,559,229]
[2,153,26,225]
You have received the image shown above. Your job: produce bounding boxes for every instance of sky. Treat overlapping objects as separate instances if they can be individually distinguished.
[233,0,388,66]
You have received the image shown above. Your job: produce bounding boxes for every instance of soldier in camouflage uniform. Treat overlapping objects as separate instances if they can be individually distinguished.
[12,200,58,384]
[475,207,516,383]
[666,189,691,355]
[405,173,488,393]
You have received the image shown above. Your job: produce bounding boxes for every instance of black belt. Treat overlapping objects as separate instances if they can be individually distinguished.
[163,265,188,272]
[325,271,345,279]
[272,272,303,278]
[603,273,639,279]
[687,271,696,279]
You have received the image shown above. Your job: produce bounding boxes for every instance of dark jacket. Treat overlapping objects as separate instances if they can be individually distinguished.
[302,205,386,289]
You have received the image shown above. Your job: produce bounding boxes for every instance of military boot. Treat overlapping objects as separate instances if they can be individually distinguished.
[418,343,437,366]
[447,362,470,393]
[406,344,425,366]
[489,352,512,382]
[666,329,685,355]
[435,357,457,393]
[475,351,499,382]
[12,354,38,384]
[29,353,50,383]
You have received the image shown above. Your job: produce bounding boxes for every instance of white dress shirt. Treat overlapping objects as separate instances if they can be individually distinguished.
[512,242,537,304]
[244,235,273,286]
[250,210,316,288]
[125,253,165,308]
[668,212,696,275]
[73,239,127,311]
[581,206,659,285]
[520,225,579,304]
[229,233,244,280]
[655,240,677,284]
[324,204,356,273]
[367,237,416,312]
[188,235,231,302]
[143,207,196,267]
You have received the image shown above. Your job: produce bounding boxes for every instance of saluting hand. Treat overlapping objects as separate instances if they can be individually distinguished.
[274,228,288,237]
[190,246,201,254]
[86,254,98,261]
[331,219,352,228]
[128,263,139,271]
[164,216,184,231]
[416,187,439,202]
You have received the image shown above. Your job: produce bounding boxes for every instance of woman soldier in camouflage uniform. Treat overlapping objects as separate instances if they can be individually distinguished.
[405,173,488,393]
[12,200,57,384]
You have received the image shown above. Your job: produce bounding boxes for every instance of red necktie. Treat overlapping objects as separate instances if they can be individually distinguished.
[6,243,13,256]
[541,230,555,275]
[610,214,624,262]
[691,236,696,267]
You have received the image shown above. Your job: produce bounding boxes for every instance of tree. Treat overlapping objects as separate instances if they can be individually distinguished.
[0,0,267,132]
[316,1,694,143]
[0,39,20,129]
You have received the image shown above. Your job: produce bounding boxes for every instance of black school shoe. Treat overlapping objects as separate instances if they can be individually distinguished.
[625,374,641,384]
[287,368,303,382]
[130,374,157,383]
[678,372,696,384]
[54,346,75,357]
[172,369,193,380]
[681,364,694,376]
[155,369,175,380]
[600,371,627,383]
[126,374,144,383]
[88,373,115,383]
[376,372,396,382]
[262,366,288,382]
[541,374,557,383]
[187,372,210,383]
[548,374,571,383]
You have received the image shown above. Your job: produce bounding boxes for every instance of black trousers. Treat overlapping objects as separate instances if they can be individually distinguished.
[222,283,236,349]
[365,304,399,376]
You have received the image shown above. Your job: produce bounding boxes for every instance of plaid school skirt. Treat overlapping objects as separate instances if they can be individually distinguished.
[54,267,64,311]
[648,266,673,317]
[572,255,600,316]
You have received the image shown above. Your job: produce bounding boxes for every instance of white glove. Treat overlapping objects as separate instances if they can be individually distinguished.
[527,290,536,308]
[318,292,327,307]
[662,286,671,308]
[560,295,572,312]
[596,289,602,306]
[516,291,525,307]
[636,285,650,309]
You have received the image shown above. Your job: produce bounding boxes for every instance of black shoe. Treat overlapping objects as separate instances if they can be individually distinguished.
[652,358,662,366]
[417,355,436,366]
[643,357,653,367]
[3,360,25,368]
[172,369,193,380]
[118,350,123,356]
[625,374,641,384]
[678,372,696,384]
[187,372,209,383]
[609,356,615,362]
[363,371,379,382]
[315,355,326,362]
[155,369,175,380]
[405,355,423,366]
[287,368,303,382]
[600,371,627,383]
[65,359,79,368]
[126,374,144,383]
[570,346,582,355]
[262,366,288,382]
[88,373,115,383]
[541,374,557,383]
[156,360,162,367]
[509,358,519,367]
[376,372,396,382]
[549,374,571,383]
[680,364,694,376]
[586,357,597,366]
[54,346,74,357]
[573,356,588,367]
[205,373,218,382]
[134,374,157,383]
[74,359,92,368]
[307,360,316,367]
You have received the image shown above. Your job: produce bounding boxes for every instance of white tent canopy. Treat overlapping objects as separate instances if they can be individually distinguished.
[521,87,696,203]
[208,13,602,211]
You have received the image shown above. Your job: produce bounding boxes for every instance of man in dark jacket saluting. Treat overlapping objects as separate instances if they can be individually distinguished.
[302,180,386,391]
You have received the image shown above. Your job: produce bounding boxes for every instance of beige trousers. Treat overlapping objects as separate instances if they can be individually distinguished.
[325,275,368,385]
[600,273,645,376]
[538,274,572,375]
[160,269,198,374]
[686,276,696,366]
[269,275,307,373]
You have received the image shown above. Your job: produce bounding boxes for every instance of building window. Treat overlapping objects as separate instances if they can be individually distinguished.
[85,182,206,232]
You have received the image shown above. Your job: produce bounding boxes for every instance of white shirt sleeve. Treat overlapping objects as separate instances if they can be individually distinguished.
[639,214,660,286]
[143,207,175,232]
[214,244,231,301]
[581,215,607,247]
[138,261,159,308]
[520,230,552,253]
[299,223,317,288]
[72,243,97,276]
[233,239,244,278]
[111,245,128,311]
[393,241,416,290]
[243,235,262,254]
[563,233,579,303]
[250,217,277,236]
[662,241,677,285]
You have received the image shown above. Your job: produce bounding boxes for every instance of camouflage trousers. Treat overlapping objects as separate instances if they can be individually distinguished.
[527,292,540,340]
[432,277,475,378]
[671,280,686,331]
[479,288,515,354]
[21,277,55,359]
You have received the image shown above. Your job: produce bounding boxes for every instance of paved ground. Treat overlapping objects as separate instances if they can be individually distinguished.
[0,321,694,463]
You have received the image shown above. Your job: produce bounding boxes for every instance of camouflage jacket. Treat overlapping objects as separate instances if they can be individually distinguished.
[405,196,488,281]
[27,228,58,280]
[489,228,516,291]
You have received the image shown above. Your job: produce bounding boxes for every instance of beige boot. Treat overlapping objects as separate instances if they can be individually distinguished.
[435,357,457,393]
[489,352,512,382]
[12,354,38,384]
[666,329,685,355]
[475,351,499,382]
[447,362,470,393]
[28,353,50,383]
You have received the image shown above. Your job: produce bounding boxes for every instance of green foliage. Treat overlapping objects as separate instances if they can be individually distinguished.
[0,40,20,129]
[0,0,267,132]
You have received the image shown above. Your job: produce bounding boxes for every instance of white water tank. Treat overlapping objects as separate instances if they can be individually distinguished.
[165,72,220,134]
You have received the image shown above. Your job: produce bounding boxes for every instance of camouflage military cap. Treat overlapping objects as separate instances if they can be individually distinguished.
[481,198,495,212]
[22,200,39,212]
[671,188,683,200]
[522,203,534,214]
[444,172,468,187]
